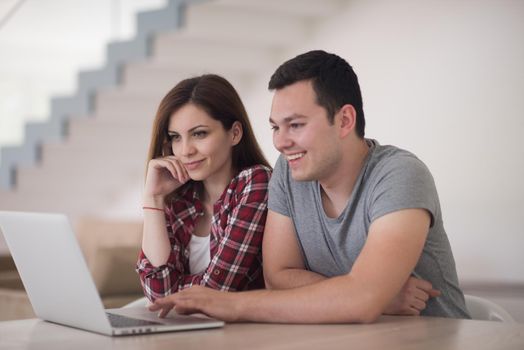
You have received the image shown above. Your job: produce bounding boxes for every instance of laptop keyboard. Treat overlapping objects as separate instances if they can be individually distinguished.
[106,313,163,328]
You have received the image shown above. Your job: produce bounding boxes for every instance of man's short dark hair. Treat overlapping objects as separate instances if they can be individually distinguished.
[268,50,365,138]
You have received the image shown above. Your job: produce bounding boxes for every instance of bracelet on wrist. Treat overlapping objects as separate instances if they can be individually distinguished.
[142,206,164,212]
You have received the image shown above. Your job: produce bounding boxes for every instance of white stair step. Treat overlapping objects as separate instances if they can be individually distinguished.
[121,61,254,97]
[17,153,142,180]
[65,118,152,145]
[0,188,126,217]
[39,144,148,170]
[214,0,347,18]
[152,32,280,74]
[15,163,140,197]
[121,63,188,94]
[180,0,344,48]
[40,130,149,159]
[68,119,152,145]
[94,89,162,119]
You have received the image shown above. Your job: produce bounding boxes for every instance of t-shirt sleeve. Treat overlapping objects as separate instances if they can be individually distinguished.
[268,154,291,217]
[368,155,439,227]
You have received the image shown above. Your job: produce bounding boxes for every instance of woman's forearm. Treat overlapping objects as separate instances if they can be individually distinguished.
[142,197,171,267]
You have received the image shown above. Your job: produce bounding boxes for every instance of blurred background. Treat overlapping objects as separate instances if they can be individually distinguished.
[0,0,523,321]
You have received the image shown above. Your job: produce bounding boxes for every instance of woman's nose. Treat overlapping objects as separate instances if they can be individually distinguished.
[173,138,196,157]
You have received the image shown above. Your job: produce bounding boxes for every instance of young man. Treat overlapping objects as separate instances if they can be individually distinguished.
[150,50,470,323]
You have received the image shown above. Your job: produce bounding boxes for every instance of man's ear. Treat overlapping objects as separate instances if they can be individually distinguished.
[338,104,357,138]
[231,121,243,146]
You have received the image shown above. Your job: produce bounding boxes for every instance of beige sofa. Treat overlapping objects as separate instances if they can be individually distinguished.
[0,218,144,321]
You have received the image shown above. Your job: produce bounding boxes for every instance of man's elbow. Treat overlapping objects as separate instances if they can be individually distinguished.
[325,302,381,324]
[353,309,382,324]
[348,299,384,324]
[264,279,275,290]
[263,267,292,290]
[263,270,278,290]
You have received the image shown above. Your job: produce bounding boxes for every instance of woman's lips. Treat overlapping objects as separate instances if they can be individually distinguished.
[183,159,204,171]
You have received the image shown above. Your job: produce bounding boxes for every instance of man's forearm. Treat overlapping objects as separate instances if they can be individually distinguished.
[164,274,389,323]
[265,268,326,289]
[234,274,381,324]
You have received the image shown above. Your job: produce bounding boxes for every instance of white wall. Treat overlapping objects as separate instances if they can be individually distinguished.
[246,0,524,284]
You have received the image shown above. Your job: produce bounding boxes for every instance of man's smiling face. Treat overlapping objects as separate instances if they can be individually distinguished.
[269,80,343,182]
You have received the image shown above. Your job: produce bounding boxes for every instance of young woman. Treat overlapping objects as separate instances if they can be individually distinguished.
[136,74,271,302]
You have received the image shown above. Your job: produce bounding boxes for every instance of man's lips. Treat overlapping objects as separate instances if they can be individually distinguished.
[286,152,306,161]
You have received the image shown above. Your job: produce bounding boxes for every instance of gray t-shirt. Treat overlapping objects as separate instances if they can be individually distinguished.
[268,139,470,318]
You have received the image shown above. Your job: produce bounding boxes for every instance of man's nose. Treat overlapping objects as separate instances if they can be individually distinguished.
[273,129,293,151]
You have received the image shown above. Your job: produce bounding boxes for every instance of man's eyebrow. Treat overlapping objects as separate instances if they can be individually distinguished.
[168,124,209,134]
[269,114,307,124]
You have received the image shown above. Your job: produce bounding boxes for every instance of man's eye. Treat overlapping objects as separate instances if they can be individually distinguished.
[290,123,303,129]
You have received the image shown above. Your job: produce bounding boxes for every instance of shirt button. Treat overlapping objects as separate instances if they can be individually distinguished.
[213,269,220,275]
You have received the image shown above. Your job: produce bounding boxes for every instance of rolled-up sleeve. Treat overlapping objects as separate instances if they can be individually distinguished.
[135,166,270,301]
[136,210,189,302]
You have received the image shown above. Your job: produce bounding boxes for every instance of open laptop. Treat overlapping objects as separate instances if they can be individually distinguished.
[0,211,224,336]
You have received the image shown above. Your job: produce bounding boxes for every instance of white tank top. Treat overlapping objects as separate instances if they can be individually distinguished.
[188,234,211,274]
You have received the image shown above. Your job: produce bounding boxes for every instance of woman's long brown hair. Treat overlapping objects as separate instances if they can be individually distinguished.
[146,74,270,187]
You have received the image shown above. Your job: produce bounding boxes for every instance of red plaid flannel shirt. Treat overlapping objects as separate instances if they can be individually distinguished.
[136,165,271,302]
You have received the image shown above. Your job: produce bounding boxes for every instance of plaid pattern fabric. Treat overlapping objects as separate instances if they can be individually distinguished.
[136,165,271,302]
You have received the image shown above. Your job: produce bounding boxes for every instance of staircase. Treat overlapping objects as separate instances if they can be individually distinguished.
[0,0,349,251]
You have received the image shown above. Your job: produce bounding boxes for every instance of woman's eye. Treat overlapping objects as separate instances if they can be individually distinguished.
[270,125,279,132]
[193,131,207,138]
[168,134,180,142]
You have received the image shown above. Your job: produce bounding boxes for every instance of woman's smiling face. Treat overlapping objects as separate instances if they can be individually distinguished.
[168,103,239,183]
